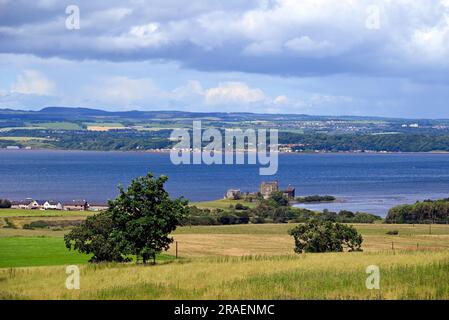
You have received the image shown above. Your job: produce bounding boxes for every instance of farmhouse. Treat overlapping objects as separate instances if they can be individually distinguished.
[11,199,40,210]
[42,200,63,210]
[64,200,89,211]
[225,189,242,200]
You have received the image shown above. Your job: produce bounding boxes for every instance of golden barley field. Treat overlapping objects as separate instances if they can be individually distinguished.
[1,222,449,299]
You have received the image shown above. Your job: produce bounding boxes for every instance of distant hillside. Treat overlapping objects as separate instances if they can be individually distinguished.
[0,106,411,122]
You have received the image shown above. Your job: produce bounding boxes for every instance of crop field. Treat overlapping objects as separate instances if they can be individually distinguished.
[30,122,83,130]
[1,222,449,299]
[1,251,449,299]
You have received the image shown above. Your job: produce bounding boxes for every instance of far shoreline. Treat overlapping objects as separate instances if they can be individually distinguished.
[1,148,449,155]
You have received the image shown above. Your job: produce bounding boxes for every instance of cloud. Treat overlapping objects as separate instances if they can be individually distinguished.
[1,0,449,80]
[204,82,266,105]
[10,70,55,95]
[81,77,292,112]
[284,36,334,57]
[171,80,204,99]
[3,1,449,117]
[273,95,289,105]
[83,76,161,108]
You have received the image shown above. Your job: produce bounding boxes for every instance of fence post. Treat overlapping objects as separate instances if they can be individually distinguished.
[416,243,419,250]
[176,241,178,259]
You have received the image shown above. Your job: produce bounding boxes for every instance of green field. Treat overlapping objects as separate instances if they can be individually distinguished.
[191,199,257,210]
[0,209,95,217]
[0,137,50,142]
[31,122,82,130]
[2,223,449,299]
[0,237,91,268]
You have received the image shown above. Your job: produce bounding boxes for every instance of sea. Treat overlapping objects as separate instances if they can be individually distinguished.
[1,150,449,217]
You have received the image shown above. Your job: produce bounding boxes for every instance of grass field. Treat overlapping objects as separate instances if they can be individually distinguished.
[31,122,82,130]
[0,137,51,142]
[191,199,257,209]
[2,251,449,299]
[0,237,172,268]
[2,223,449,299]
[0,237,91,268]
[0,209,95,217]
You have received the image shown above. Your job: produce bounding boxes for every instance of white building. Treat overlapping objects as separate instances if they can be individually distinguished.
[42,200,63,210]
[12,199,40,210]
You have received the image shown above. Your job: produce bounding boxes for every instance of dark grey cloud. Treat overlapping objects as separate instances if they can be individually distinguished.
[1,0,449,82]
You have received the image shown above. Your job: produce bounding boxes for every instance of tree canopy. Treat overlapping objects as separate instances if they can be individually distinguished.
[386,199,449,224]
[65,173,189,263]
[289,220,363,253]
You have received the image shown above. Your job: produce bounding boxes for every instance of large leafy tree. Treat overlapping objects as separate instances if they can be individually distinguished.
[289,220,363,253]
[65,173,189,264]
[64,211,127,263]
[108,173,189,264]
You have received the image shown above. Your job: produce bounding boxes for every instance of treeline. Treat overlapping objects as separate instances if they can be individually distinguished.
[4,128,449,152]
[185,200,381,226]
[0,199,11,208]
[386,199,449,224]
[295,195,336,203]
[280,133,449,152]
[1,129,173,151]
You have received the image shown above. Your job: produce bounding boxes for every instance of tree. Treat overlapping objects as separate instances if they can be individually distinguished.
[269,191,289,207]
[0,199,11,208]
[108,173,189,264]
[289,220,363,253]
[64,211,127,263]
[65,173,189,264]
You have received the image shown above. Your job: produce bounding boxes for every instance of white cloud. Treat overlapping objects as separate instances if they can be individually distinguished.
[3,0,449,78]
[284,36,334,56]
[10,70,55,95]
[273,95,289,105]
[242,40,282,56]
[85,76,161,107]
[204,82,266,105]
[129,23,160,38]
[408,23,449,63]
[172,80,204,99]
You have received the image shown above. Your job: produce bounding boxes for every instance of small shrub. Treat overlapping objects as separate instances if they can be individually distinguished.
[251,216,265,224]
[23,220,49,229]
[386,230,399,235]
[3,218,16,229]
[0,199,12,208]
[235,203,249,210]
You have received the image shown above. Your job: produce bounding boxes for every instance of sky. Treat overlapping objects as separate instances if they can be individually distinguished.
[1,0,449,118]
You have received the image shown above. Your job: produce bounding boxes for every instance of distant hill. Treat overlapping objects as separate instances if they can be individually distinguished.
[0,106,411,122]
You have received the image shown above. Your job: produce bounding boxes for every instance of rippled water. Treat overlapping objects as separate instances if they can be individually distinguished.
[1,150,449,216]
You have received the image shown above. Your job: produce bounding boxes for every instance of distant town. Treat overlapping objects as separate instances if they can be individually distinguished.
[2,107,449,153]
[6,199,108,212]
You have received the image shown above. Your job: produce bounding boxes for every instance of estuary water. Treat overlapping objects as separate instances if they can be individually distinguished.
[1,150,449,217]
